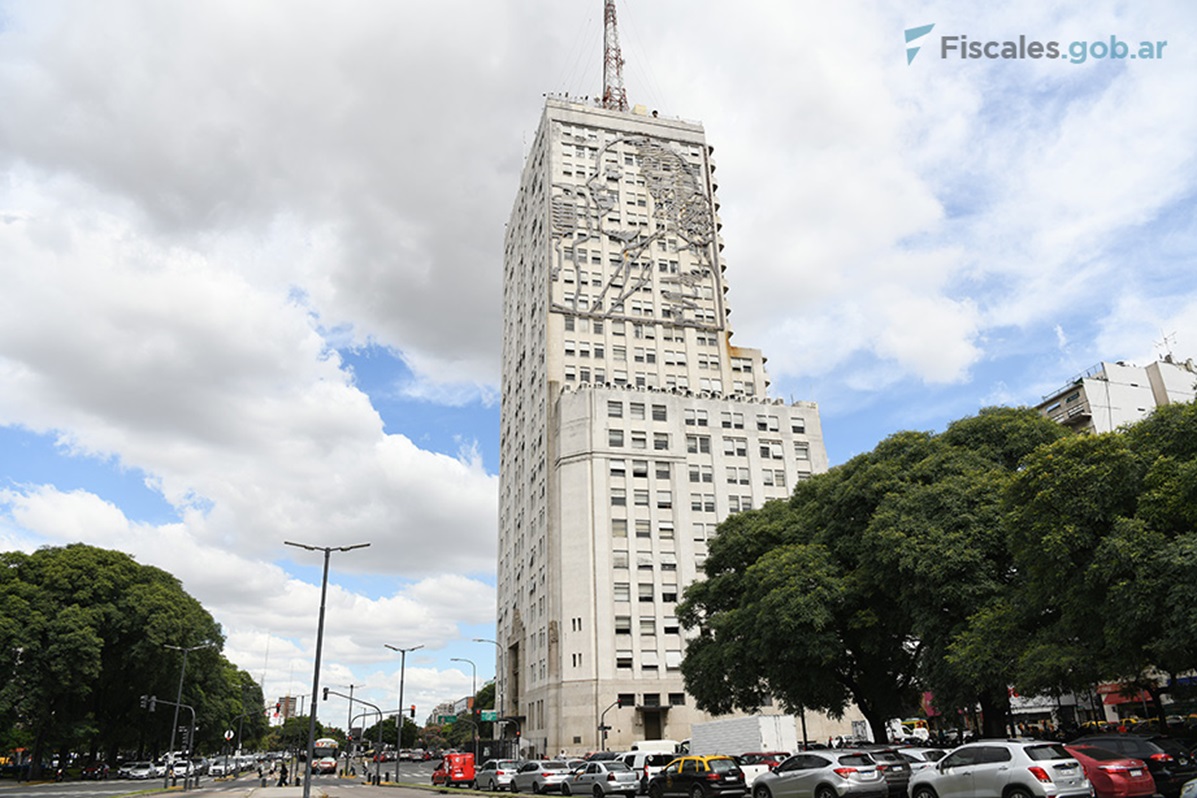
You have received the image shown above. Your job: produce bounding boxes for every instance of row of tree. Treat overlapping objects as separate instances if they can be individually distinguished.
[679,402,1197,742]
[0,544,268,777]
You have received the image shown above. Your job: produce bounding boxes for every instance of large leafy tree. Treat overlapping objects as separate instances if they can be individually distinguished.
[991,400,1197,720]
[679,408,1066,740]
[0,543,259,773]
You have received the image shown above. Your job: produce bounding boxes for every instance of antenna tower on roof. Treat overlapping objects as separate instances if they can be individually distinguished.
[601,0,628,112]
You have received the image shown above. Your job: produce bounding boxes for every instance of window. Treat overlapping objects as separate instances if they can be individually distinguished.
[618,693,636,707]
[795,442,810,460]
[613,345,627,361]
[638,584,655,602]
[564,340,576,356]
[614,582,630,602]
[630,403,645,420]
[610,459,626,477]
[661,587,678,603]
[659,521,675,539]
[640,618,656,636]
[611,488,627,507]
[609,429,624,447]
[686,435,711,454]
[791,418,806,434]
[652,404,667,421]
[608,401,623,418]
[635,519,651,538]
[564,365,576,381]
[653,432,670,451]
[615,616,632,634]
[631,431,647,449]
[721,411,744,429]
[761,441,783,459]
[669,692,686,705]
[616,656,633,669]
[613,550,629,568]
[657,490,673,509]
[664,617,680,634]
[612,519,627,537]
[723,437,748,457]
[634,489,650,506]
[655,461,671,479]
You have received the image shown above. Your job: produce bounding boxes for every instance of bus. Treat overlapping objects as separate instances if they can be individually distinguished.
[312,738,339,774]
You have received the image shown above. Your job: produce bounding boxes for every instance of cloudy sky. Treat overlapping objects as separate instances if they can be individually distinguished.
[1,0,1195,731]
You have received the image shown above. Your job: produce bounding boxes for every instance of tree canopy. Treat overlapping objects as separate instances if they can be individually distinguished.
[0,543,265,773]
[677,403,1197,738]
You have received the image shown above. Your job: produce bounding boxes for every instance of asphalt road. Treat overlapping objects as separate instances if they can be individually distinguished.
[0,760,439,798]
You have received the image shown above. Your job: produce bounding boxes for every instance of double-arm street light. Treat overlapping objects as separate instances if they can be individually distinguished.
[284,540,370,798]
[451,657,477,757]
[163,640,214,786]
[385,644,423,758]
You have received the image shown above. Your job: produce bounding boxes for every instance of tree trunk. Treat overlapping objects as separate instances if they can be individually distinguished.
[978,689,1011,738]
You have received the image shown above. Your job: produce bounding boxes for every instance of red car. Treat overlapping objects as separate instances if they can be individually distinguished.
[1066,745,1156,798]
[433,752,476,788]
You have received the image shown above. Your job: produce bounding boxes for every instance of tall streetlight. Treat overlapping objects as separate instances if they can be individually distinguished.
[473,638,505,756]
[385,644,423,760]
[451,657,477,758]
[472,638,502,717]
[284,540,370,798]
[162,642,213,788]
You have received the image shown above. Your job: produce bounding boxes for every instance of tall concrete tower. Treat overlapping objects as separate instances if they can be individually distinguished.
[497,96,828,755]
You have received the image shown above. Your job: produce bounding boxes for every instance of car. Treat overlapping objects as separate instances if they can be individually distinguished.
[857,749,910,798]
[478,759,523,791]
[1070,735,1197,798]
[1065,745,1155,798]
[513,760,574,793]
[893,749,946,773]
[564,760,640,797]
[617,751,678,794]
[312,757,338,774]
[647,755,748,798]
[434,753,477,788]
[126,762,155,780]
[751,751,887,798]
[81,762,110,780]
[907,740,1089,798]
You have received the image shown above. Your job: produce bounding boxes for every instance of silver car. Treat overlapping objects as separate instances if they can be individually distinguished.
[564,760,641,797]
[513,761,575,794]
[752,751,888,798]
[894,749,946,774]
[907,741,1090,798]
[479,759,523,791]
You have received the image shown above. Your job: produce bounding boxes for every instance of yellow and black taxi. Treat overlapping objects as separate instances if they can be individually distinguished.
[647,755,748,798]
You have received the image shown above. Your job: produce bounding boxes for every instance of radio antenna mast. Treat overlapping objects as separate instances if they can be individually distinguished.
[601,0,628,111]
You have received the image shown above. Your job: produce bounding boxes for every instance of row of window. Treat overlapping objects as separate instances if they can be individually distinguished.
[615,616,681,635]
[608,429,671,450]
[614,582,679,602]
[608,401,668,421]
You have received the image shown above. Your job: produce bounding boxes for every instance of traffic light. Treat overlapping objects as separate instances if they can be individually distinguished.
[616,697,622,707]
[322,687,328,700]
[410,705,416,718]
[140,694,148,709]
[148,696,157,712]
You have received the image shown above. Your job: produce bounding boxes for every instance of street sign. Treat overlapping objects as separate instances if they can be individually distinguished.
[224,730,234,741]
[438,714,457,724]
[480,710,498,721]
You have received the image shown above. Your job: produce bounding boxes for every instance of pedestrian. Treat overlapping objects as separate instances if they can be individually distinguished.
[277,762,288,787]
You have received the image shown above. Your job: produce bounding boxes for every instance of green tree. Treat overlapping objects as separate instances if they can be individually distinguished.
[679,408,1066,741]
[0,543,260,773]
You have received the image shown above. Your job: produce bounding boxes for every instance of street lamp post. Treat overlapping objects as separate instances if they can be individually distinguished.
[345,683,364,777]
[451,657,477,759]
[473,638,503,756]
[284,540,370,798]
[163,642,213,789]
[385,644,423,760]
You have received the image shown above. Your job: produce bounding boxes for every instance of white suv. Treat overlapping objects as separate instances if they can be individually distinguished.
[907,741,1090,798]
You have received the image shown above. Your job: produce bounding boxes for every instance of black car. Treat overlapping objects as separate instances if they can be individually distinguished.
[858,748,910,798]
[647,756,747,798]
[1069,734,1197,798]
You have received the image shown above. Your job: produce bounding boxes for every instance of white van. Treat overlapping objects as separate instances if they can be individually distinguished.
[615,750,677,794]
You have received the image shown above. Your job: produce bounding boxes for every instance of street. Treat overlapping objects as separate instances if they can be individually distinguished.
[0,759,438,798]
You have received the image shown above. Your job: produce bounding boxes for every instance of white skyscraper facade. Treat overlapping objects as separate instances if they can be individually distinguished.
[498,97,829,754]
